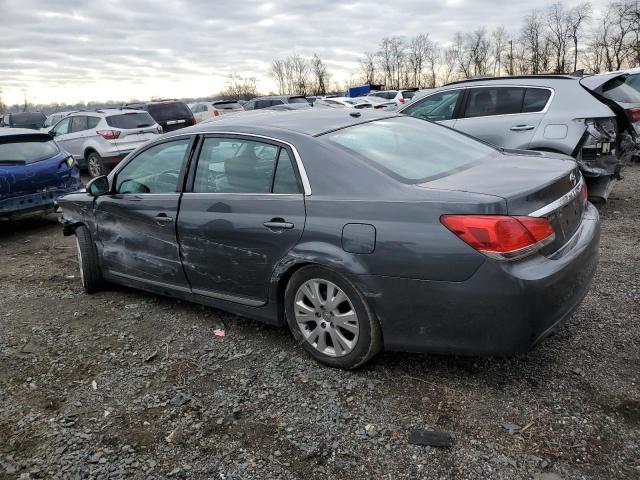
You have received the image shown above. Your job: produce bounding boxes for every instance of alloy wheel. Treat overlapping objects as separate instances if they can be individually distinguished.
[293,279,360,357]
[88,156,102,177]
[75,236,85,288]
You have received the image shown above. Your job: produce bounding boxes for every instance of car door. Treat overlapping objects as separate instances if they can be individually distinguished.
[454,86,547,150]
[65,116,91,158]
[95,137,194,289]
[177,135,306,306]
[400,89,464,128]
[50,117,74,155]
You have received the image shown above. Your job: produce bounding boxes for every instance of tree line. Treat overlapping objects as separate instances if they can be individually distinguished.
[269,0,639,95]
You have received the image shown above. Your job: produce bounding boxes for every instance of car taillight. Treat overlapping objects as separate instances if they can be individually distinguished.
[440,215,555,261]
[627,108,640,124]
[212,109,220,117]
[96,130,120,140]
[580,182,588,204]
[399,97,406,103]
[190,117,196,126]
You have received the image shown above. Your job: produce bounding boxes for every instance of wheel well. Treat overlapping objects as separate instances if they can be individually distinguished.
[276,262,315,323]
[84,147,97,160]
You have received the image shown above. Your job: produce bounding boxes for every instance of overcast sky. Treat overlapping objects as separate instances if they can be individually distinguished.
[0,0,609,105]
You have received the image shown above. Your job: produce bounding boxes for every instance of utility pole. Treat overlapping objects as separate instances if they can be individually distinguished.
[509,40,514,76]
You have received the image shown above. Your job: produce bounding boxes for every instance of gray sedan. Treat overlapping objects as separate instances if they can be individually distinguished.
[58,110,599,369]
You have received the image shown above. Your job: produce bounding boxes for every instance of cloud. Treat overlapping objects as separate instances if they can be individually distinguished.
[0,0,607,104]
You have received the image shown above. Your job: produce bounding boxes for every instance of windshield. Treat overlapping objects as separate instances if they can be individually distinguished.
[147,102,193,121]
[11,113,46,129]
[601,74,640,103]
[0,138,60,164]
[323,117,496,183]
[107,112,155,129]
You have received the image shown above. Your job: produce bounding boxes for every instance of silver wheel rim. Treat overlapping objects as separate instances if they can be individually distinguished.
[294,279,359,357]
[88,157,101,177]
[75,237,85,288]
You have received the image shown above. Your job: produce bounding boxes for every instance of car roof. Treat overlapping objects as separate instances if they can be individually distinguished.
[0,128,51,138]
[444,75,578,87]
[181,109,399,137]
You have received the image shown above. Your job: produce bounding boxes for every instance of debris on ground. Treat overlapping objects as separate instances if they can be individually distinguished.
[408,429,454,447]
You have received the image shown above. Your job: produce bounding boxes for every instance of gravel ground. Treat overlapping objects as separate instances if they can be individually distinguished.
[0,166,639,480]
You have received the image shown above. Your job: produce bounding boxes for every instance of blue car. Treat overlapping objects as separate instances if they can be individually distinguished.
[0,129,82,218]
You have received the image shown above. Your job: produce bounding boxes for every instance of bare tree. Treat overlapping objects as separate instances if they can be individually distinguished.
[547,3,571,73]
[453,32,472,78]
[219,74,259,100]
[521,10,546,74]
[310,54,331,95]
[568,2,592,72]
[468,28,491,76]
[359,51,376,85]
[491,27,508,76]
[270,59,287,95]
[407,33,435,87]
[440,46,458,84]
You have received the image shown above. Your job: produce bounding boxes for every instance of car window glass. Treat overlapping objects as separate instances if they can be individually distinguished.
[193,138,279,194]
[87,117,101,129]
[272,149,300,194]
[402,90,462,121]
[70,116,88,133]
[116,139,189,194]
[522,88,552,113]
[601,75,640,103]
[53,118,71,136]
[324,117,496,183]
[464,87,524,118]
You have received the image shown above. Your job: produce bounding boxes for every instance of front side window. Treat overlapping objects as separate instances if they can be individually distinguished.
[402,90,462,121]
[324,117,496,183]
[464,87,525,118]
[52,117,71,136]
[194,138,297,194]
[116,139,189,194]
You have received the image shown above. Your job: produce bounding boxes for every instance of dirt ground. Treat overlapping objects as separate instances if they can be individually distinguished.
[0,166,638,480]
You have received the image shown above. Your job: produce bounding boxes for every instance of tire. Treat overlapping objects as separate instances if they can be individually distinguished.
[74,225,103,294]
[284,266,382,369]
[87,152,107,177]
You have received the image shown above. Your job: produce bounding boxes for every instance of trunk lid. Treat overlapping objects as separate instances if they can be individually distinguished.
[422,150,584,254]
[0,154,74,199]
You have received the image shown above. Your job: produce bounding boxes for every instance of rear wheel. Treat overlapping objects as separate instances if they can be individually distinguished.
[285,266,382,369]
[87,152,107,177]
[74,225,103,293]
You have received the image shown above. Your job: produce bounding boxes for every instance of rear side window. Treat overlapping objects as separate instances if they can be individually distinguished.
[464,87,525,118]
[147,102,193,122]
[601,75,640,103]
[0,138,60,164]
[106,112,155,129]
[87,117,101,129]
[522,88,552,113]
[288,97,308,104]
[70,116,88,133]
[323,117,496,183]
[402,91,416,99]
[272,149,300,193]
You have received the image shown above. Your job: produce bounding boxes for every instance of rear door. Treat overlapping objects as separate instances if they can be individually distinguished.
[177,135,306,305]
[454,86,549,149]
[95,137,194,288]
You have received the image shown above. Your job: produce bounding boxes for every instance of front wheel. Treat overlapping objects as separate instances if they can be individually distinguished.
[285,266,382,369]
[75,225,103,293]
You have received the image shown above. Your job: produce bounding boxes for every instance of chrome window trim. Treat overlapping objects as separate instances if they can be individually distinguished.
[528,175,584,218]
[159,131,312,196]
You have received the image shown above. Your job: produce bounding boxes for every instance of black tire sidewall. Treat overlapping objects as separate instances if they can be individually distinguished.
[284,266,380,369]
[75,225,102,293]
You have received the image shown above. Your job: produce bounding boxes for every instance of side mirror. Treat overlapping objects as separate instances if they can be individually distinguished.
[87,175,110,197]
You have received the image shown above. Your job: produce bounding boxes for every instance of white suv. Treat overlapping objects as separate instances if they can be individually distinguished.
[48,109,162,177]
[369,90,417,107]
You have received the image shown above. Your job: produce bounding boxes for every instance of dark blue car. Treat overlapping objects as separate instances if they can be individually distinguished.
[0,129,82,218]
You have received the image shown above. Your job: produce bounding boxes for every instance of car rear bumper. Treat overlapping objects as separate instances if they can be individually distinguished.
[0,183,83,218]
[356,202,600,355]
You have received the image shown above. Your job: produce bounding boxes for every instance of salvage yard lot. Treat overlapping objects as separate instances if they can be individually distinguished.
[1,167,639,480]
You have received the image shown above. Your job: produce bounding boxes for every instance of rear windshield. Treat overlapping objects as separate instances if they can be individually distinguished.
[288,97,309,104]
[11,113,46,128]
[106,112,156,129]
[147,102,193,121]
[601,75,640,103]
[213,101,243,110]
[0,138,60,164]
[402,91,416,99]
[323,117,496,183]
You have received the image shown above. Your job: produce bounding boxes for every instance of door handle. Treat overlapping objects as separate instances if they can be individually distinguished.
[263,218,294,230]
[154,213,174,225]
[510,125,535,131]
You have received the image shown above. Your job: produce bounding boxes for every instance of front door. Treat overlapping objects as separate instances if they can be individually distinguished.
[50,117,74,157]
[177,135,306,305]
[95,137,193,288]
